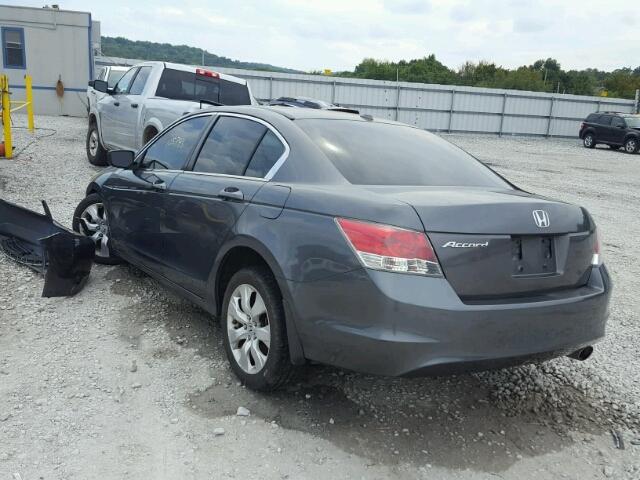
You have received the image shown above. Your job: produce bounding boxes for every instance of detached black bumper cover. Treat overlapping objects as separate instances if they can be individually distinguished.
[0,198,94,297]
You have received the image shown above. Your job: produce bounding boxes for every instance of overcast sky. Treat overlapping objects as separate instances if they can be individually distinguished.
[10,0,640,72]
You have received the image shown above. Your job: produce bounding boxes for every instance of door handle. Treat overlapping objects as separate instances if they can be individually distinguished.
[131,103,138,108]
[114,101,120,106]
[218,187,244,201]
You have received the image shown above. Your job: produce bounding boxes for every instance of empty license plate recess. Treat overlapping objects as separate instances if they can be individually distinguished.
[511,236,556,276]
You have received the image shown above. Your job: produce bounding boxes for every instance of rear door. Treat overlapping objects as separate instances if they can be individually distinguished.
[162,114,287,296]
[102,114,211,273]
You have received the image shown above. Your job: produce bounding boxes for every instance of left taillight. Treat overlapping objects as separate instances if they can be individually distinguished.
[336,218,443,276]
[592,229,602,266]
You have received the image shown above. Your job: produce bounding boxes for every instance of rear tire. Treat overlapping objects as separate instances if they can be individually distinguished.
[221,266,295,391]
[583,133,596,149]
[623,137,638,154]
[86,124,108,166]
[72,193,122,265]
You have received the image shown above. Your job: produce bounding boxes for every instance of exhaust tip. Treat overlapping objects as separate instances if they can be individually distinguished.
[568,346,593,361]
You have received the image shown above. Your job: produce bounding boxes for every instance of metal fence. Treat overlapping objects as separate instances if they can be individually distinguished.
[97,56,640,138]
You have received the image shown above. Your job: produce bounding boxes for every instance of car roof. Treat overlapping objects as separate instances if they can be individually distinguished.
[191,104,412,125]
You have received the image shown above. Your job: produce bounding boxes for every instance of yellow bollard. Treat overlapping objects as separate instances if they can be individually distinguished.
[25,74,34,133]
[1,75,12,159]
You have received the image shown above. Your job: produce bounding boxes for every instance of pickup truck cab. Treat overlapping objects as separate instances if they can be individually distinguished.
[87,61,256,165]
[87,65,128,113]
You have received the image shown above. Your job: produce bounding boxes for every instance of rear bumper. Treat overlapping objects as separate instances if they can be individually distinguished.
[287,265,611,376]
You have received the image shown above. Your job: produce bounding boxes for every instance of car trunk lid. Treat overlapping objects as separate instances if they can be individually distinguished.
[365,186,596,299]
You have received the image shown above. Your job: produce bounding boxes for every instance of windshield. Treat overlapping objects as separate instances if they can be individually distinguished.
[624,116,640,128]
[297,119,511,188]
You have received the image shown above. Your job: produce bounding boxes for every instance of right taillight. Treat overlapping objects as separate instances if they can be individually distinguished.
[592,229,602,266]
[336,218,443,276]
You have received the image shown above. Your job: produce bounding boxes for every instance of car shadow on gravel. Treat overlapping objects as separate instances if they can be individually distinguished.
[107,264,614,473]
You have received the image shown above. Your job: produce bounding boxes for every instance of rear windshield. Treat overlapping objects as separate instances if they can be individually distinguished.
[296,119,510,187]
[155,68,250,105]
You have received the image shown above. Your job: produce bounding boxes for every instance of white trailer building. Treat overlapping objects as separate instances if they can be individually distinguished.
[0,4,94,116]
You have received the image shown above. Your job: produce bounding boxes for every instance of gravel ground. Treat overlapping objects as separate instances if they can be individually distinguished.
[1,115,639,480]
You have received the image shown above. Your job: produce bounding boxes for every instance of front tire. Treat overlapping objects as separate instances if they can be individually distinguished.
[221,266,294,391]
[583,133,596,149]
[72,193,122,265]
[624,137,638,154]
[86,123,108,166]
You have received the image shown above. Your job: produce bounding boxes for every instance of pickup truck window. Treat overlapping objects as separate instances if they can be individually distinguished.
[129,66,152,95]
[220,80,251,105]
[114,68,138,95]
[193,116,266,176]
[107,69,126,89]
[155,68,250,105]
[141,116,209,170]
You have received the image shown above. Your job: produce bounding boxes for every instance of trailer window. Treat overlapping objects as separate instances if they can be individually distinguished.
[1,27,26,69]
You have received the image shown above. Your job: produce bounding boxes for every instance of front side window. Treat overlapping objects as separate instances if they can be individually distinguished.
[141,116,209,170]
[297,119,511,187]
[107,69,126,89]
[113,68,138,94]
[129,66,152,95]
[611,116,625,128]
[95,67,106,81]
[193,116,266,176]
[2,27,26,69]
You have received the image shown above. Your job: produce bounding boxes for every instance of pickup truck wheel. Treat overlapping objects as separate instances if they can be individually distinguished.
[221,266,295,391]
[624,137,638,154]
[86,125,108,166]
[72,194,122,265]
[583,133,596,148]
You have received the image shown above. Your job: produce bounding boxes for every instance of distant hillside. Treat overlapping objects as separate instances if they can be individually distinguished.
[100,36,301,73]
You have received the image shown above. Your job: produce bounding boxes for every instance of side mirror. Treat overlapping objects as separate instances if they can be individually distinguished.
[88,80,95,88]
[108,150,135,169]
[93,79,108,93]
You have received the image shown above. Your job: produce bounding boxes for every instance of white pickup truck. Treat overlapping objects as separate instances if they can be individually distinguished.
[87,61,256,165]
[87,65,129,113]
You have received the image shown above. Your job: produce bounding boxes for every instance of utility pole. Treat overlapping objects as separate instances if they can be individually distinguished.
[635,89,640,113]
[202,49,205,66]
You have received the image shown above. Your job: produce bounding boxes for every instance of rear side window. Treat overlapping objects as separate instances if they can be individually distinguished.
[141,116,209,170]
[586,113,600,123]
[599,115,612,126]
[220,80,251,105]
[193,116,266,175]
[297,119,510,187]
[129,66,152,95]
[156,69,196,101]
[246,131,285,178]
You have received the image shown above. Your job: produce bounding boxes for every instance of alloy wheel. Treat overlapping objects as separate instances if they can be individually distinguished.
[79,202,111,258]
[89,130,99,157]
[227,283,271,374]
[625,139,637,153]
[584,135,593,147]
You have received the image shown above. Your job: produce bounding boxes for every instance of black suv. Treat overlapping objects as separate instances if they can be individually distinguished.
[579,112,640,153]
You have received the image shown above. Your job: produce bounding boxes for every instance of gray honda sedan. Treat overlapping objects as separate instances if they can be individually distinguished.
[74,106,611,391]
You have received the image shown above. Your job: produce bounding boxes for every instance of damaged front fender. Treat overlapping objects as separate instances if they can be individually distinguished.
[0,198,94,297]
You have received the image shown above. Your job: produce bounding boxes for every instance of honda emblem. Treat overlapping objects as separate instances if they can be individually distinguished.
[532,210,550,228]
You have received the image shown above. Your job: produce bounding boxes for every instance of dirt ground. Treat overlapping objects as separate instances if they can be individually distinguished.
[0,115,639,479]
